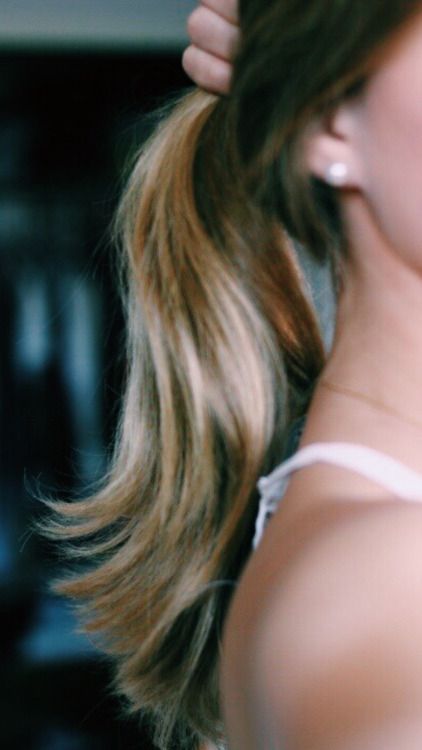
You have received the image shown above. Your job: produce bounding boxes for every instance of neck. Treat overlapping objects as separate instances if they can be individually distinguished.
[326,260,422,414]
[305,194,422,466]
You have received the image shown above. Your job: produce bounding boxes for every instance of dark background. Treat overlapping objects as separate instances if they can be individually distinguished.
[0,49,190,750]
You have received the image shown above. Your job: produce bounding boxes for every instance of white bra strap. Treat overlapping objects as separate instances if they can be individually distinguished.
[258,442,422,501]
[253,442,422,550]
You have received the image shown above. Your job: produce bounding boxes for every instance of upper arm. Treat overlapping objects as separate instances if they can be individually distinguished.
[251,504,422,750]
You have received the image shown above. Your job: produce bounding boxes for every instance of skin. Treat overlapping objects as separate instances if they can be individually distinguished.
[182,0,239,94]
[213,5,422,749]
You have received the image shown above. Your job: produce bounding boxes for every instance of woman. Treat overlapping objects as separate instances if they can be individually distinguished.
[48,2,422,749]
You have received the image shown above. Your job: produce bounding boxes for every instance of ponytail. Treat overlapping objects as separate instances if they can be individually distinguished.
[44,88,325,749]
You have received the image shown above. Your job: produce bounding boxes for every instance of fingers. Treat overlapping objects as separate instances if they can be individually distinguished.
[182,0,239,94]
[182,45,233,94]
[199,0,238,24]
[187,5,239,62]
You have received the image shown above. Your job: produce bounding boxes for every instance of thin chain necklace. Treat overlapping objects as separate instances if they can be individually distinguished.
[318,379,422,433]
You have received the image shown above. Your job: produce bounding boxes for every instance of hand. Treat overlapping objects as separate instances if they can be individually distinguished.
[182,0,240,95]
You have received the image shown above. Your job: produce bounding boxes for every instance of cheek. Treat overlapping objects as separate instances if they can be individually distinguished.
[360,69,422,268]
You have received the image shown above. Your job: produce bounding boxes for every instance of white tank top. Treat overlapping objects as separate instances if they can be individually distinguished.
[252,442,422,550]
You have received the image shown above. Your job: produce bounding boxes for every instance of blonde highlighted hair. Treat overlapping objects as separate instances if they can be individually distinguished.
[44,2,419,748]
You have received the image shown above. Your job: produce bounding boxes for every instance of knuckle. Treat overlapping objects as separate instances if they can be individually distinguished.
[200,0,238,25]
[186,8,205,41]
[181,46,207,88]
[210,62,231,94]
[200,57,230,94]
[181,44,232,94]
[181,46,197,78]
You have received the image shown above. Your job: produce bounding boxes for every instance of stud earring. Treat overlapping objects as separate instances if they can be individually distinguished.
[325,162,349,187]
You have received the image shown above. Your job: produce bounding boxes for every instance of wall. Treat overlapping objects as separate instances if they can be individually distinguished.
[0,0,196,50]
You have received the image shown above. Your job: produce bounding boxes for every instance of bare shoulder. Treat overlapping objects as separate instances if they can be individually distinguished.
[256,500,422,652]
[253,501,422,747]
[222,501,422,749]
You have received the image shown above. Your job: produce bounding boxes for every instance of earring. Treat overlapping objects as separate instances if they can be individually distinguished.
[325,162,349,187]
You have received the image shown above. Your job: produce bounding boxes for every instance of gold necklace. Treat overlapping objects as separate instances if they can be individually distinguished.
[318,379,422,433]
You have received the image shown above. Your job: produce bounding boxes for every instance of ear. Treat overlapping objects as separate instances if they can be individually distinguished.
[303,100,366,190]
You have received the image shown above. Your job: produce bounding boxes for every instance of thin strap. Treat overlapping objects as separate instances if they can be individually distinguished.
[252,442,422,550]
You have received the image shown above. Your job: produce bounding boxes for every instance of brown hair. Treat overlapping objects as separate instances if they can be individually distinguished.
[44,2,419,748]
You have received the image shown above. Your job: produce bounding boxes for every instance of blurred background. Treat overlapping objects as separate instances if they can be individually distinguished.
[0,2,195,748]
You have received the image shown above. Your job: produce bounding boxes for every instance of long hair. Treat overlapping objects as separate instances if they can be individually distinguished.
[43,2,419,748]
